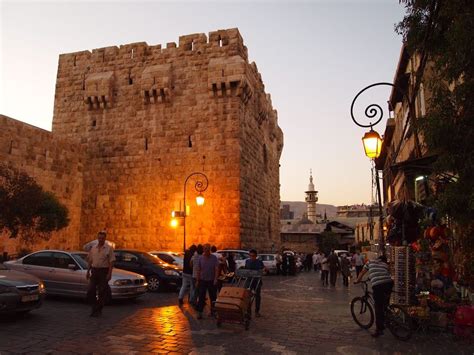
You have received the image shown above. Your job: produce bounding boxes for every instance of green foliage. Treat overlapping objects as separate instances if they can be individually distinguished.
[0,164,70,241]
[397,0,474,226]
[319,231,339,255]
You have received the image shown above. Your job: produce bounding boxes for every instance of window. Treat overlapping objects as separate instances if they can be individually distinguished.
[23,252,54,267]
[53,252,77,269]
[158,253,174,264]
[121,252,139,263]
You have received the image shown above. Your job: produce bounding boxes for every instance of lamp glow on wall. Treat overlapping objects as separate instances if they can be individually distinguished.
[362,129,383,159]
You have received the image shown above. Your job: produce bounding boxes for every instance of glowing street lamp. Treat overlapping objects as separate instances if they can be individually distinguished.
[170,218,179,228]
[171,172,209,252]
[350,82,409,256]
[362,129,383,159]
[196,192,205,206]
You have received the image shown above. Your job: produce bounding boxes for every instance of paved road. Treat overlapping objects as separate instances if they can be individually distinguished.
[0,272,471,354]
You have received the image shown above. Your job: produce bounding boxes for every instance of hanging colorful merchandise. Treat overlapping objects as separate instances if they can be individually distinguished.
[386,199,425,246]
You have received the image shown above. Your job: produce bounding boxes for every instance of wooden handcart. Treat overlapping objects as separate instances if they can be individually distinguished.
[214,269,262,330]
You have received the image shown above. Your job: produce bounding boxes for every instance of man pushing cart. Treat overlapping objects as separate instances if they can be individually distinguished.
[214,249,267,330]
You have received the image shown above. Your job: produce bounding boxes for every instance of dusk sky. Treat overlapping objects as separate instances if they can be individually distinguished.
[0,0,405,206]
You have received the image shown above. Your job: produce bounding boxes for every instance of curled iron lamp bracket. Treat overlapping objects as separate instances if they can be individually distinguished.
[350,82,407,129]
[185,172,209,195]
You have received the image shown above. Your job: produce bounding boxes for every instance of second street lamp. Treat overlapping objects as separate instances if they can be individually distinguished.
[362,129,383,159]
[350,82,406,256]
[172,172,209,253]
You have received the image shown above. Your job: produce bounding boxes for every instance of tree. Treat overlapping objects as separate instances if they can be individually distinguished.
[396,0,474,226]
[0,164,69,241]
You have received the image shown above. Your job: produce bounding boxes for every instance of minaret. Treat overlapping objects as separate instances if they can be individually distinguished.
[305,169,319,223]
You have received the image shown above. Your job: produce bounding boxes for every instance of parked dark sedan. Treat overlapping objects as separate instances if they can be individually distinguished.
[0,263,46,314]
[114,250,182,292]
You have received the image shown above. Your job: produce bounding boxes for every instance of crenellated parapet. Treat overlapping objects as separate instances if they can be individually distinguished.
[58,28,247,72]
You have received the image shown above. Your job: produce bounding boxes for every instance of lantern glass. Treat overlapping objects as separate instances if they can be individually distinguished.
[362,129,382,159]
[170,218,179,228]
[196,193,205,206]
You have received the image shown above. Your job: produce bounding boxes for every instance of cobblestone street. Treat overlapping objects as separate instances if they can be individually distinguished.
[0,272,471,354]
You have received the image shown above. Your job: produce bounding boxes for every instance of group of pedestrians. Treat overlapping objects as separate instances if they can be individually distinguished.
[309,250,366,287]
[178,244,266,319]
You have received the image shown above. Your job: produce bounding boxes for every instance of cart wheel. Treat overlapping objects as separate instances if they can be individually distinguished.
[245,320,250,330]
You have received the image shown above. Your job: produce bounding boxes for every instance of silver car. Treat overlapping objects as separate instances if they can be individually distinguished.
[0,263,46,314]
[5,250,147,300]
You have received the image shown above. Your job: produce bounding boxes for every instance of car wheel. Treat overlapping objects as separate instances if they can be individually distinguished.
[147,276,161,292]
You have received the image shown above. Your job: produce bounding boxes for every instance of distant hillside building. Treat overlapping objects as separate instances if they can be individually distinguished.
[336,204,380,218]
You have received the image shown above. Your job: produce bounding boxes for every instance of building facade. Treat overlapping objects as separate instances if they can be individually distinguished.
[1,28,283,254]
[376,45,434,205]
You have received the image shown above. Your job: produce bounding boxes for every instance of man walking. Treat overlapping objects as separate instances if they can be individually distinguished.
[196,244,219,319]
[178,244,196,306]
[86,231,115,317]
[353,251,365,277]
[340,253,350,287]
[327,250,340,287]
[245,249,267,317]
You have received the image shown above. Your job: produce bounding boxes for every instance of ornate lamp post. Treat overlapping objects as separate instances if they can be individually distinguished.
[350,82,407,256]
[173,172,209,253]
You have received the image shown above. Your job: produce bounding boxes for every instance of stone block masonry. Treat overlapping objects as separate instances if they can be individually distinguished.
[0,115,84,254]
[1,28,283,253]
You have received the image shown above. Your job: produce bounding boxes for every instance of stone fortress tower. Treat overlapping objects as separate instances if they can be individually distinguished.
[47,28,283,251]
[305,170,318,223]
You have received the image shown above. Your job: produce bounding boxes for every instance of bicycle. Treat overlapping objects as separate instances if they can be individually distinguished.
[351,280,413,340]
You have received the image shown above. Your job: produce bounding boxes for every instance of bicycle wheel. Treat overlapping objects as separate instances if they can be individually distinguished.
[351,297,374,329]
[386,305,413,341]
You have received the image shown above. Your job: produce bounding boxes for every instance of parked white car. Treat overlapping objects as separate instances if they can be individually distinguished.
[258,254,277,274]
[217,250,249,270]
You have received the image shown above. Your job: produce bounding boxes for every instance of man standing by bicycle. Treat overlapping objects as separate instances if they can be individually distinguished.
[354,255,393,337]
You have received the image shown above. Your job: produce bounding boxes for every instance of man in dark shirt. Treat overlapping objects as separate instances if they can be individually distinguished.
[178,244,196,306]
[327,250,340,287]
[245,249,267,317]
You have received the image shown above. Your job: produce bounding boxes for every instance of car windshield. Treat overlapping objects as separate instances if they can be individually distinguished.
[71,253,90,269]
[0,263,8,270]
[140,252,166,265]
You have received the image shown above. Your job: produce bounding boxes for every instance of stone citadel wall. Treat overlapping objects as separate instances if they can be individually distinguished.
[1,28,283,253]
[0,115,84,255]
[52,28,283,251]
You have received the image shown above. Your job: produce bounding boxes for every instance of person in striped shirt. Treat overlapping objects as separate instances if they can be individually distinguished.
[354,255,393,337]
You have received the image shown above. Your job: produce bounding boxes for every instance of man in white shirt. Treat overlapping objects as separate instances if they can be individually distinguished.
[352,251,365,277]
[86,231,115,317]
[312,252,320,272]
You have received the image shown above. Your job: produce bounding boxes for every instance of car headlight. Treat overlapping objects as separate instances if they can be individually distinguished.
[38,281,46,294]
[113,279,133,286]
[0,285,17,294]
[164,270,180,277]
